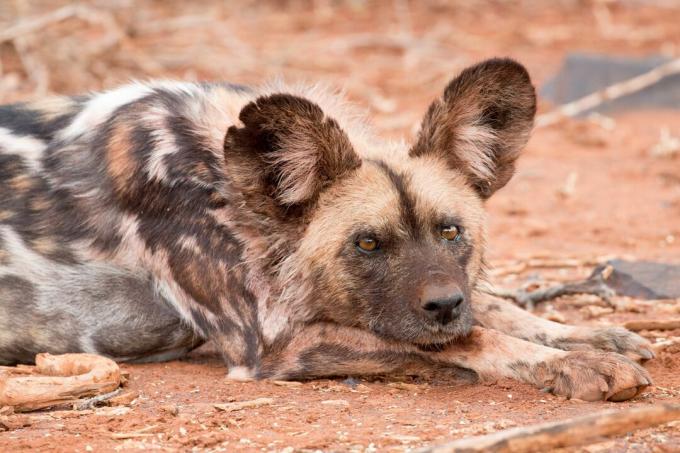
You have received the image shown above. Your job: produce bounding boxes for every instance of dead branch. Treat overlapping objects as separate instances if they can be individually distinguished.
[623,319,680,332]
[0,353,121,412]
[483,266,615,310]
[536,58,680,128]
[422,404,680,453]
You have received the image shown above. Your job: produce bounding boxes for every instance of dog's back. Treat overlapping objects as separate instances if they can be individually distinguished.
[0,96,202,364]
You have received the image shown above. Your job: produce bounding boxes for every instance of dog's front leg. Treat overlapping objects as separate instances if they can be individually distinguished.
[257,323,432,380]
[473,293,655,360]
[435,327,651,401]
[256,323,650,401]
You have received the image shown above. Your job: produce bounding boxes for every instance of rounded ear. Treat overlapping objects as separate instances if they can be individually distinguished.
[224,94,361,207]
[409,58,536,199]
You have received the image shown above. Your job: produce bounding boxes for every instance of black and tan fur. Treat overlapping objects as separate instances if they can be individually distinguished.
[0,59,653,400]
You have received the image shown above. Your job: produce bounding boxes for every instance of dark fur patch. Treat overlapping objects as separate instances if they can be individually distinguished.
[0,99,84,141]
[373,160,419,238]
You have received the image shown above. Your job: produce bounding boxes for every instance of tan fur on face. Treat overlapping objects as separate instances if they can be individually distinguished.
[300,162,403,264]
[285,154,488,331]
[302,155,487,280]
[398,154,487,282]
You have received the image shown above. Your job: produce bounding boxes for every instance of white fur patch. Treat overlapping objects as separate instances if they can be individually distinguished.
[226,366,255,381]
[455,123,498,181]
[58,82,156,141]
[144,104,180,182]
[0,127,47,172]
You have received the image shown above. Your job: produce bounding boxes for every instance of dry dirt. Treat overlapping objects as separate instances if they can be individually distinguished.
[1,1,680,451]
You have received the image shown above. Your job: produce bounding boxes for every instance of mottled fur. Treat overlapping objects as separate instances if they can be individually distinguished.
[0,59,653,400]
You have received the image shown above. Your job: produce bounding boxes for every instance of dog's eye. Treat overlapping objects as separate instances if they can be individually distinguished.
[356,237,379,253]
[440,225,462,242]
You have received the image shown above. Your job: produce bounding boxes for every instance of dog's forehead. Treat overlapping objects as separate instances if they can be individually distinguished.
[317,161,403,227]
[401,156,485,222]
[314,154,484,233]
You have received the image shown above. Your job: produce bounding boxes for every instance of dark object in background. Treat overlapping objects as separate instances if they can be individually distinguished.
[542,53,680,115]
[593,260,680,299]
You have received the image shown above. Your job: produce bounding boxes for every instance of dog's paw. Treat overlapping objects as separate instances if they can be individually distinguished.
[550,326,655,362]
[536,350,651,402]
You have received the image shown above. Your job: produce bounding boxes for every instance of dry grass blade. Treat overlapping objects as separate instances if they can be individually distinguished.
[213,397,275,412]
[421,404,680,453]
[111,424,159,440]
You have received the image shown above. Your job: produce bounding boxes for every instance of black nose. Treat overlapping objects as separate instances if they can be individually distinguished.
[422,294,464,325]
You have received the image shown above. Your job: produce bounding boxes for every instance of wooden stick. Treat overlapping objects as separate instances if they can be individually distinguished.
[422,404,680,453]
[623,319,680,332]
[536,58,680,128]
[0,353,121,412]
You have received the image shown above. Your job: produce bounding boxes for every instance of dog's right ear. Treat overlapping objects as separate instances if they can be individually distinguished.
[409,58,536,199]
[224,94,361,208]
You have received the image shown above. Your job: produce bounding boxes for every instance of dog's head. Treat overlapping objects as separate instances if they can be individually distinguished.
[225,58,536,345]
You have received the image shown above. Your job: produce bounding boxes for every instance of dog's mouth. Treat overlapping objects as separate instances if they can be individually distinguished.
[369,303,474,346]
[413,318,474,347]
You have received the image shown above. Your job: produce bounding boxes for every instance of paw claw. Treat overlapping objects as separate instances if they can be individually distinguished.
[640,348,655,360]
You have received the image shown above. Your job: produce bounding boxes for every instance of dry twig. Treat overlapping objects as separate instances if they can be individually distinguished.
[74,388,123,411]
[536,58,680,128]
[422,404,680,453]
[484,266,615,310]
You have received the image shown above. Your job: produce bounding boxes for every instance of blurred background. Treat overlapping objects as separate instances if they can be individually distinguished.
[0,0,679,261]
[2,3,680,451]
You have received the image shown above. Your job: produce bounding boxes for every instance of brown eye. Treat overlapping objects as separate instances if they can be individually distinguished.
[440,225,461,242]
[356,238,379,252]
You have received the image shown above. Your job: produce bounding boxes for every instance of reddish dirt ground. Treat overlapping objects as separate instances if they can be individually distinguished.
[1,1,679,451]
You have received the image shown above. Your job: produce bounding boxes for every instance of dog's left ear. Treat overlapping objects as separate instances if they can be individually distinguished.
[224,93,361,207]
[409,58,536,199]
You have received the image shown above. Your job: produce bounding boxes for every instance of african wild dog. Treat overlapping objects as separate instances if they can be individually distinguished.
[0,59,654,401]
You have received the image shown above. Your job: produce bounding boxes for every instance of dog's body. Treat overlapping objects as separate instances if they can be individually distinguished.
[0,59,653,400]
